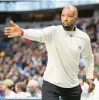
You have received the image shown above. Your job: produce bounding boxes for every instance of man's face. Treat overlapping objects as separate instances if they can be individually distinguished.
[61,8,77,27]
[0,84,5,92]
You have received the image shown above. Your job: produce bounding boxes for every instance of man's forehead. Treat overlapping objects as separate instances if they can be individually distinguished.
[62,6,78,16]
[62,8,74,15]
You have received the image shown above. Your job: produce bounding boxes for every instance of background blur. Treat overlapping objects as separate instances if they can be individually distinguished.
[0,0,99,99]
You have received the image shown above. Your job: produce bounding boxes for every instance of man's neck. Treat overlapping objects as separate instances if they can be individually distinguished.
[62,24,76,31]
[5,89,13,96]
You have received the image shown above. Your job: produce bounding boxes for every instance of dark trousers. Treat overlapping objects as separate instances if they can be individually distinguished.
[42,80,82,100]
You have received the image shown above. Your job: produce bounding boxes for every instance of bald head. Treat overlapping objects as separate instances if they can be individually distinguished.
[27,79,39,88]
[62,6,78,18]
[61,6,78,27]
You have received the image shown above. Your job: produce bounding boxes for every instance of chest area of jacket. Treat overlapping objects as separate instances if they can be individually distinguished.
[54,35,85,54]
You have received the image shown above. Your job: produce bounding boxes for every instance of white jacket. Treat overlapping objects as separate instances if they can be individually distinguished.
[22,25,94,88]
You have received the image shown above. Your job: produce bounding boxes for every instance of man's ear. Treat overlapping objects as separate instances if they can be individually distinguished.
[75,17,79,22]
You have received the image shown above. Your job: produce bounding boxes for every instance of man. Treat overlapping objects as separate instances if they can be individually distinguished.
[26,79,42,97]
[1,79,16,99]
[15,82,31,98]
[0,82,5,99]
[4,6,94,100]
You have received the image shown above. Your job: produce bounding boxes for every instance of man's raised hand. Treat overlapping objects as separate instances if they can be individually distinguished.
[4,20,23,38]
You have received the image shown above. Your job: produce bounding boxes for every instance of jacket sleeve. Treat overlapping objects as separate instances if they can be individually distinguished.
[82,38,94,80]
[22,26,55,43]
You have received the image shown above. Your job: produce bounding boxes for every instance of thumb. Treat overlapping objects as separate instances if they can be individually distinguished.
[10,20,17,27]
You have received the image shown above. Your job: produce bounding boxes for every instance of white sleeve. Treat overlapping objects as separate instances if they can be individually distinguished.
[22,26,55,43]
[82,38,94,79]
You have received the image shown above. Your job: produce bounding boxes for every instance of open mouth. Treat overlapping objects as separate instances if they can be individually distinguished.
[63,23,69,26]
[63,22,70,26]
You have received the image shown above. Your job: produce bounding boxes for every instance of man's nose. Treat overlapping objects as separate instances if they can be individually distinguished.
[63,16,68,21]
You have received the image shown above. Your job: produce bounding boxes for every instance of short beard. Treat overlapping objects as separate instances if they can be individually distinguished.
[62,23,76,31]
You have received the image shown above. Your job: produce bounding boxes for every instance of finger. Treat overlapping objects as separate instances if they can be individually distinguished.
[10,20,16,27]
[88,86,94,93]
[90,83,95,87]
[88,87,92,92]
[89,84,92,87]
[8,35,12,38]
[4,27,11,30]
[8,34,14,38]
[89,84,93,89]
[5,32,11,35]
[4,30,11,33]
[88,89,91,93]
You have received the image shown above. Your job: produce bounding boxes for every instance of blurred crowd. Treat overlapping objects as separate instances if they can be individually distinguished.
[0,37,47,99]
[0,11,99,99]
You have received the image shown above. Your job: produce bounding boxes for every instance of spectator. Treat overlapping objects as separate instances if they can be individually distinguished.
[0,82,5,99]
[1,79,16,99]
[86,24,97,43]
[27,79,41,97]
[15,82,31,98]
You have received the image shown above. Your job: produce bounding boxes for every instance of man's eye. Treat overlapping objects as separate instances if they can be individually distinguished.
[62,14,65,16]
[69,16,73,17]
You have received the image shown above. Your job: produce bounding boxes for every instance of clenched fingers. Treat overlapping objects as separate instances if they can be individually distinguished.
[88,83,95,93]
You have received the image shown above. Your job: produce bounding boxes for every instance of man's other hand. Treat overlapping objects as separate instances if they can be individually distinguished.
[87,79,95,93]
